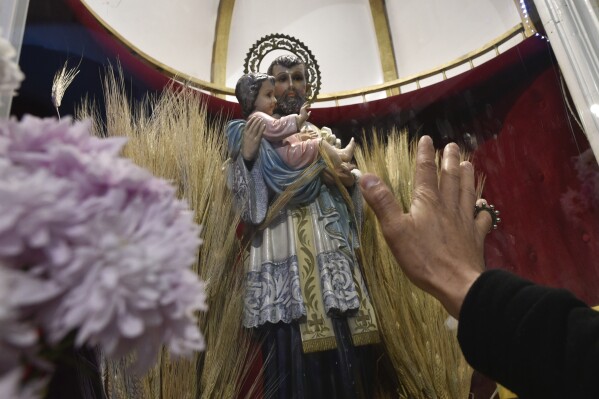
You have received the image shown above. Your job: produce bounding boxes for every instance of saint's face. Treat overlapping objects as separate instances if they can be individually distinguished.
[272,64,307,115]
[253,80,277,115]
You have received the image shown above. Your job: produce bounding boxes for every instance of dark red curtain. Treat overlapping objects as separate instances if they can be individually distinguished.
[473,66,599,305]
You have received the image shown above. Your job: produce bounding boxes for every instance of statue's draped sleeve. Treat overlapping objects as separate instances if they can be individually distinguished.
[226,119,268,225]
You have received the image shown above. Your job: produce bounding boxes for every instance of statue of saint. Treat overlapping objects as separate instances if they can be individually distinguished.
[226,54,379,398]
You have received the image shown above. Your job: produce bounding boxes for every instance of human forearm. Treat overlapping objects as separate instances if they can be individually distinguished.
[435,266,481,319]
[458,269,599,398]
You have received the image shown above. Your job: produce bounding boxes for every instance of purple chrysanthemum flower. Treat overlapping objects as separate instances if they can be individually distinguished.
[0,116,206,371]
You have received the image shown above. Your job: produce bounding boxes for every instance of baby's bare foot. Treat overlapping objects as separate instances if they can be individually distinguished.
[339,138,356,162]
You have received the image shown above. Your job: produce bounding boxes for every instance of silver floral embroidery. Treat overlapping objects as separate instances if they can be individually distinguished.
[243,255,306,327]
[318,251,360,314]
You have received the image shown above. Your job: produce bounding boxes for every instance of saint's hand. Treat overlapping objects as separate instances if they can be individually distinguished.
[241,116,265,161]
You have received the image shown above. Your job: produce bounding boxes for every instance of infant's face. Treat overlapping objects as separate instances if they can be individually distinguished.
[254,80,277,115]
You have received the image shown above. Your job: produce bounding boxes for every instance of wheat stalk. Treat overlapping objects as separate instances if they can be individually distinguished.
[52,59,80,119]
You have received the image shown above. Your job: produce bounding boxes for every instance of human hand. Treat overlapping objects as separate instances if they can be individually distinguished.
[359,136,493,318]
[241,116,265,161]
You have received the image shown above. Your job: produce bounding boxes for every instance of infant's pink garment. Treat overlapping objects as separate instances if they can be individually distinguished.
[251,111,321,169]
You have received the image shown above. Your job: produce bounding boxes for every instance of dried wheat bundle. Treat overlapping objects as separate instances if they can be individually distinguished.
[356,130,481,399]
[77,68,260,399]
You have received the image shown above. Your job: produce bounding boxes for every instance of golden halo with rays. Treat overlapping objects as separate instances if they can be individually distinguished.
[243,33,322,101]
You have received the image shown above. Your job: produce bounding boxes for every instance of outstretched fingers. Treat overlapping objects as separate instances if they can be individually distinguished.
[459,161,477,219]
[412,136,440,206]
[439,142,461,208]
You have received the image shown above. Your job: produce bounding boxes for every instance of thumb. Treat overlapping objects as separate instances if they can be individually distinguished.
[359,174,403,225]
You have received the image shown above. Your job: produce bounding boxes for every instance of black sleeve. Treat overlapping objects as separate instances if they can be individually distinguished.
[457,269,599,399]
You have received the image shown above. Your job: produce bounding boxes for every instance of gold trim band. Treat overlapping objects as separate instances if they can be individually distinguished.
[369,0,400,97]
[302,337,337,353]
[211,0,236,99]
[351,331,381,347]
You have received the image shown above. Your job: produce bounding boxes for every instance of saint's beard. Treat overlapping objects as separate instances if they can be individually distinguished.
[274,89,306,116]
